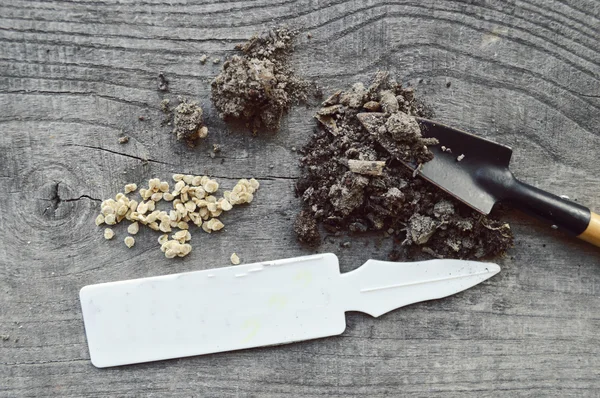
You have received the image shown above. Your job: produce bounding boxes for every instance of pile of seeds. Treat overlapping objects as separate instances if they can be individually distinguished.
[294,72,513,260]
[95,175,259,258]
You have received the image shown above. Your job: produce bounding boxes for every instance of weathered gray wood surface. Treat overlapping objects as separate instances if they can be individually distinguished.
[1,0,599,396]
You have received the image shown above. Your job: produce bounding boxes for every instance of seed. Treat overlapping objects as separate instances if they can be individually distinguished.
[150,192,163,202]
[174,181,186,192]
[105,214,117,225]
[163,192,174,201]
[158,234,169,245]
[173,174,184,182]
[203,180,219,193]
[191,176,202,186]
[181,192,189,203]
[249,178,260,190]
[179,244,192,257]
[185,230,191,241]
[117,204,129,216]
[165,249,177,258]
[177,221,189,230]
[159,221,172,233]
[124,183,138,193]
[169,210,179,221]
[149,178,161,191]
[137,201,149,214]
[199,207,209,219]
[116,192,125,201]
[147,200,156,211]
[173,230,187,242]
[207,218,224,231]
[146,212,158,223]
[95,214,105,226]
[183,175,194,184]
[159,181,169,192]
[185,201,196,212]
[230,253,241,265]
[202,222,212,233]
[127,222,139,235]
[194,187,206,199]
[104,228,115,240]
[219,198,232,211]
[207,202,218,213]
[124,236,135,248]
[211,209,222,218]
[101,206,115,216]
[206,195,217,203]
[198,126,208,139]
[148,222,160,231]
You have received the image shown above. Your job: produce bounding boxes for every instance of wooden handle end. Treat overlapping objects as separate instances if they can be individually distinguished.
[578,212,600,247]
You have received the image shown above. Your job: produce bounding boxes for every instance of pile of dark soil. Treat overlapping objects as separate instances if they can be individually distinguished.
[161,97,208,145]
[294,72,513,260]
[211,27,314,132]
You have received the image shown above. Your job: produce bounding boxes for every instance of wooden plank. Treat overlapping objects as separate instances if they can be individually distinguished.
[1,0,599,396]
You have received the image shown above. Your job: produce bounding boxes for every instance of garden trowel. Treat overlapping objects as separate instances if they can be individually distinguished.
[364,114,600,248]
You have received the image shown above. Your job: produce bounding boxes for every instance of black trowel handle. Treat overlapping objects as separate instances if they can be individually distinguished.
[504,178,600,247]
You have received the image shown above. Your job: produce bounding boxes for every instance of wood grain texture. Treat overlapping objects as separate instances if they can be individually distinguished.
[1,0,599,396]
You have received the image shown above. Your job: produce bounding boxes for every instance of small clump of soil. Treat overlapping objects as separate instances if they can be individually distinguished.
[157,72,169,92]
[294,209,321,247]
[294,72,512,259]
[211,27,315,133]
[161,97,208,145]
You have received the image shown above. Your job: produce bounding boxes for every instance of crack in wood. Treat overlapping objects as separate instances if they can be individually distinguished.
[62,143,173,166]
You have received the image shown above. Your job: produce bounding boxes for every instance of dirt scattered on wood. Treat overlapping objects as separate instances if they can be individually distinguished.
[211,27,316,133]
[294,72,513,260]
[161,97,208,145]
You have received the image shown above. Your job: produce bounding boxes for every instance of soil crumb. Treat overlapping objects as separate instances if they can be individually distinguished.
[294,209,321,246]
[211,27,315,133]
[161,97,208,145]
[294,72,512,260]
[158,72,169,92]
